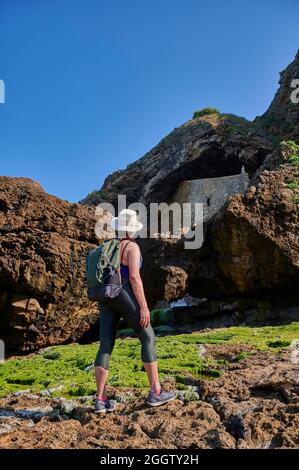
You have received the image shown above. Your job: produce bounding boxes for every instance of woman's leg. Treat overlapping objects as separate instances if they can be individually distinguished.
[143,362,161,395]
[113,284,161,393]
[94,302,120,400]
[95,367,109,400]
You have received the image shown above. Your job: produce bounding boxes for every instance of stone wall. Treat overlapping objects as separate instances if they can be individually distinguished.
[173,167,249,222]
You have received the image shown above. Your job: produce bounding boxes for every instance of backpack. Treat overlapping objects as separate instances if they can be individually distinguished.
[86,238,123,302]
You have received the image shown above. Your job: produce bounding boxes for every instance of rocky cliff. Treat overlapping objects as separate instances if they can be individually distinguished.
[80,113,274,207]
[81,52,299,208]
[80,51,299,310]
[0,177,101,351]
[255,50,299,141]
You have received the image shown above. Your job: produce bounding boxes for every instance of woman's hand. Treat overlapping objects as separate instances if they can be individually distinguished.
[140,306,151,328]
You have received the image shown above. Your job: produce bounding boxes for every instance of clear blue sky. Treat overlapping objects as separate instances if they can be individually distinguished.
[0,0,298,202]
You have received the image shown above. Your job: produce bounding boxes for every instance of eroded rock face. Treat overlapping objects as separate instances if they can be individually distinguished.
[255,50,299,141]
[195,160,299,300]
[0,177,100,351]
[139,146,299,307]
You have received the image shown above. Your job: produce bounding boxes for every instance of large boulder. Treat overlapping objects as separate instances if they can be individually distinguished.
[0,177,100,352]
[193,150,299,301]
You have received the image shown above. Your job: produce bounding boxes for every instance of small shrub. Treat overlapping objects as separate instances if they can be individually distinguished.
[235,352,251,362]
[285,140,299,151]
[41,380,51,387]
[43,350,61,360]
[202,368,221,378]
[75,357,93,370]
[176,387,200,402]
[7,376,35,385]
[294,195,299,204]
[86,189,108,200]
[289,155,299,166]
[287,181,299,190]
[282,140,299,165]
[267,340,291,348]
[68,384,92,397]
[193,107,220,119]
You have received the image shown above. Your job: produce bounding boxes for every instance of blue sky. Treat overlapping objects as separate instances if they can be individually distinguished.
[0,0,298,202]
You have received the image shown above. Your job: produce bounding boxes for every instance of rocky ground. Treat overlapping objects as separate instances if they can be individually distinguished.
[0,176,107,351]
[0,344,298,449]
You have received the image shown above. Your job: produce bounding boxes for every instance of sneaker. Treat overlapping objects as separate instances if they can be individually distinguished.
[94,398,107,413]
[105,399,117,412]
[145,387,176,407]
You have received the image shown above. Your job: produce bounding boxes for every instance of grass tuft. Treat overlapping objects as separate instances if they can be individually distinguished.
[193,107,220,119]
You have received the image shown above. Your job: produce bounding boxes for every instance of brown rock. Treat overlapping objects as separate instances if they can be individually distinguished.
[204,163,299,298]
[0,177,103,352]
[139,158,299,307]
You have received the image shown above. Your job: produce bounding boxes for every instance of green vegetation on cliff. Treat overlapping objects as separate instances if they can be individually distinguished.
[0,323,298,398]
[284,140,299,165]
[284,140,299,202]
[193,107,220,119]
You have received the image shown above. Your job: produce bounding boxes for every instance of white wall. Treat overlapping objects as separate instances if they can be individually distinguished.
[173,168,249,222]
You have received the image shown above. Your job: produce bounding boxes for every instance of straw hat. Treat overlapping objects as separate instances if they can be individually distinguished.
[111,209,143,232]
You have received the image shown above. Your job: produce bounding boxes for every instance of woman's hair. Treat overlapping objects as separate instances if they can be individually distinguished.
[115,229,136,239]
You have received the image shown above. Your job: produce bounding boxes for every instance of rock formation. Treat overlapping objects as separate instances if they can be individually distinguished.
[0,177,101,351]
[80,113,274,207]
[255,50,299,141]
[137,143,299,308]
[80,51,299,310]
[199,154,299,300]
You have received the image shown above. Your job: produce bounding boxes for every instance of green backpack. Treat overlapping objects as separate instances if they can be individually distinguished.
[86,238,122,302]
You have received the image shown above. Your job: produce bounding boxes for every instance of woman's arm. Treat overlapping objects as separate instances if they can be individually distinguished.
[127,243,150,328]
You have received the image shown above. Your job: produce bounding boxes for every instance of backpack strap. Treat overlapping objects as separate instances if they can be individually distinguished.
[120,240,132,264]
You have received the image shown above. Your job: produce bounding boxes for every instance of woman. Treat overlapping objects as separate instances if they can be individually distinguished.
[94,209,175,413]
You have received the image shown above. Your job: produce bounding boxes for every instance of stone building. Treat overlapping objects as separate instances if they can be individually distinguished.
[173,166,249,223]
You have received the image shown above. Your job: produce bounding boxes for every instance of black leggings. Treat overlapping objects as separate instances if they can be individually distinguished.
[95,282,157,369]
